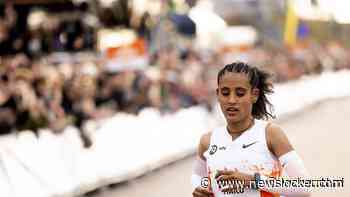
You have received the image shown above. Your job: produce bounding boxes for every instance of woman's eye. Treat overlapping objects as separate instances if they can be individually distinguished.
[221,91,229,96]
[236,90,246,97]
[221,89,229,96]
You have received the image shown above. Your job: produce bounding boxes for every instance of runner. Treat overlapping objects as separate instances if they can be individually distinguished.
[191,62,311,197]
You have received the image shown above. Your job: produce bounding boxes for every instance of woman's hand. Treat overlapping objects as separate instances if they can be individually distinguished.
[215,168,255,193]
[192,186,214,197]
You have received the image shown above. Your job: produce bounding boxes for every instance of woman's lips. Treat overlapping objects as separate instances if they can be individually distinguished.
[226,106,239,111]
[226,107,239,116]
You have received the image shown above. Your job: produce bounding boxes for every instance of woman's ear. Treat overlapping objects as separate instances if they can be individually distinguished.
[252,88,259,103]
[216,88,219,96]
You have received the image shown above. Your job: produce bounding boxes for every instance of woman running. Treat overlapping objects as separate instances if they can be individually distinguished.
[191,62,310,197]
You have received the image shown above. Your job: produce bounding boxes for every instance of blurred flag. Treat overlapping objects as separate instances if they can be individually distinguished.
[284,0,299,46]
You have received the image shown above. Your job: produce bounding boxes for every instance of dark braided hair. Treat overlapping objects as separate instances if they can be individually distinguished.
[217,62,275,120]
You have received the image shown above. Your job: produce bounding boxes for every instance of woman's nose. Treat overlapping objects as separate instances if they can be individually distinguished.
[228,93,237,104]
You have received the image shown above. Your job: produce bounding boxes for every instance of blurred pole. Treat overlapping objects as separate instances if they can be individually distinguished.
[283,0,298,46]
[343,25,350,48]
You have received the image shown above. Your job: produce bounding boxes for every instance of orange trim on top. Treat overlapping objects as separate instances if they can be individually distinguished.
[260,190,280,197]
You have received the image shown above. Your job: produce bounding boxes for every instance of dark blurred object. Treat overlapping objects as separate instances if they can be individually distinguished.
[168,13,196,36]
[185,0,198,8]
[0,96,16,135]
[98,0,131,27]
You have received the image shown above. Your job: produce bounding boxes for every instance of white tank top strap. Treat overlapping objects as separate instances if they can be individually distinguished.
[255,119,270,146]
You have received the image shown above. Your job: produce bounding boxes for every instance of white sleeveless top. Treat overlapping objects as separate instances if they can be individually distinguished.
[204,119,282,197]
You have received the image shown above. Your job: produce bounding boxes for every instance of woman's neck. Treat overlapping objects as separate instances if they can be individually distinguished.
[227,117,254,135]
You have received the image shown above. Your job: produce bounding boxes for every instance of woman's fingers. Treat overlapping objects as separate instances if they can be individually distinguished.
[216,174,236,181]
[215,169,237,181]
[192,187,213,197]
[215,169,238,176]
[192,191,206,197]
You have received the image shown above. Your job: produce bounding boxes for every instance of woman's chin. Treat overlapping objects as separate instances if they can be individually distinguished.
[225,114,241,123]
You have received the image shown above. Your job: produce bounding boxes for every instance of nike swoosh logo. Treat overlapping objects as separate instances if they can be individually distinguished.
[242,141,258,148]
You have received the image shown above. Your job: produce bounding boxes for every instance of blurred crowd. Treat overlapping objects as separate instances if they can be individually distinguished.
[1,42,350,137]
[1,1,350,147]
[0,2,96,57]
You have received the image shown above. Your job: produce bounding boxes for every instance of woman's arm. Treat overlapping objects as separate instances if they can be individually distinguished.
[191,132,214,197]
[261,123,311,196]
[266,123,293,158]
[192,132,211,189]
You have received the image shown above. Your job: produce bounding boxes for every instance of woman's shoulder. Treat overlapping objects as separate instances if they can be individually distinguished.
[264,121,294,158]
[199,131,212,149]
[264,121,285,137]
[198,125,224,147]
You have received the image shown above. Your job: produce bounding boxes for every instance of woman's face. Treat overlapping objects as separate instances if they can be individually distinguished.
[217,72,258,123]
